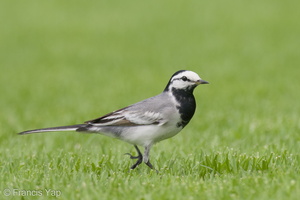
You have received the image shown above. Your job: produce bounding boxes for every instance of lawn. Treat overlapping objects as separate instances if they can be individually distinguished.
[1,0,300,199]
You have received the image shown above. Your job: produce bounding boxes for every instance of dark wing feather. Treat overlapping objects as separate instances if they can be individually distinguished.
[85,107,164,126]
[85,107,127,124]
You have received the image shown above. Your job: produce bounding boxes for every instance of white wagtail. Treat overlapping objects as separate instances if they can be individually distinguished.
[19,70,208,170]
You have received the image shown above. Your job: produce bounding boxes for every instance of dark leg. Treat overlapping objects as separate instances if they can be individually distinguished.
[125,145,143,169]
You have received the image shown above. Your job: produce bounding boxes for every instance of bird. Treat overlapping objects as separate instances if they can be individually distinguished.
[18,70,208,170]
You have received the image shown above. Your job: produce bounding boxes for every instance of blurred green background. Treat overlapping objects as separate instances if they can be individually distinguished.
[1,0,299,199]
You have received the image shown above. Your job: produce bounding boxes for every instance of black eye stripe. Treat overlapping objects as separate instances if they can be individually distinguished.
[172,76,191,82]
[172,77,191,82]
[181,76,188,81]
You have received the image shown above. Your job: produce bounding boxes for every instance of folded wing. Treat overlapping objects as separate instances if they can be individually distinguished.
[85,107,165,126]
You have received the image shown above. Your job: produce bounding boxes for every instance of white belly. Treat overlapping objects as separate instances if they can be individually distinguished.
[119,122,183,147]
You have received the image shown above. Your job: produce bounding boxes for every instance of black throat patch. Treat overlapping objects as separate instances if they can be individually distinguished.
[172,88,196,128]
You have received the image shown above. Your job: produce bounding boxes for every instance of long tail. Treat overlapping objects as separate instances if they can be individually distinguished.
[18,124,86,135]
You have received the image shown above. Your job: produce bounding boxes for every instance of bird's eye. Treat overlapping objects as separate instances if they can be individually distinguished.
[181,76,188,81]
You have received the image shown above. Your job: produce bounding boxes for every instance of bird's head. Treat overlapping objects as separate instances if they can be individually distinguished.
[164,70,209,92]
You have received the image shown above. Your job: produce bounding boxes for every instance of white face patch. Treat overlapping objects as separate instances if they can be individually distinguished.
[169,71,202,90]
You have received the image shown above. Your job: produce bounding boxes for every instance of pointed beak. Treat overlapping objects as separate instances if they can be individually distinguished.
[195,79,209,85]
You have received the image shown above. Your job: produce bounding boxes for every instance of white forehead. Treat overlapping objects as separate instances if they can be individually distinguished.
[171,70,201,81]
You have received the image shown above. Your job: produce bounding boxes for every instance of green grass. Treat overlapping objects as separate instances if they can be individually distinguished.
[1,0,300,199]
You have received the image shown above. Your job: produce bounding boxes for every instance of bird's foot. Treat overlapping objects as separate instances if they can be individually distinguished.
[145,160,154,169]
[125,145,143,169]
[145,160,159,173]
[125,145,158,172]
[125,153,143,169]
